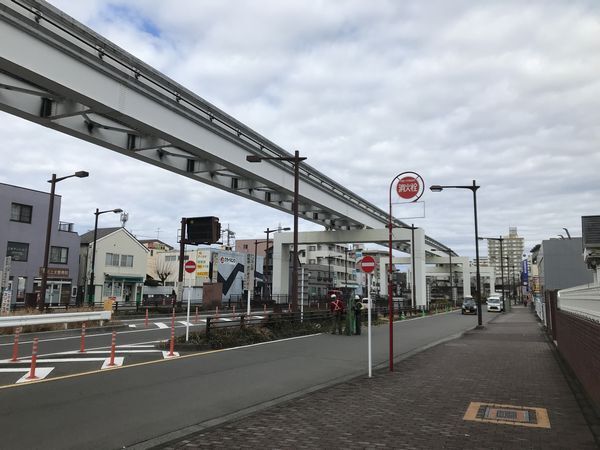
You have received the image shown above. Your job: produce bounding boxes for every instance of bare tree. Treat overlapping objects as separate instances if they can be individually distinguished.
[155,258,175,285]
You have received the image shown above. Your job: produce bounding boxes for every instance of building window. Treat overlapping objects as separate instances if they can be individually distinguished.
[105,253,120,266]
[10,203,32,223]
[165,255,177,262]
[50,246,69,264]
[243,244,248,250]
[120,255,134,267]
[6,241,29,261]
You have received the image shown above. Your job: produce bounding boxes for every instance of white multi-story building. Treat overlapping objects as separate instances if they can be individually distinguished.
[487,227,524,284]
[298,243,361,291]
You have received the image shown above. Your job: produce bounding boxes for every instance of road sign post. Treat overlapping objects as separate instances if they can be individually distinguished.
[358,256,376,378]
[184,260,196,342]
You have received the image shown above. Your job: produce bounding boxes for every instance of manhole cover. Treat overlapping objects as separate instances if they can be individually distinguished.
[464,402,550,428]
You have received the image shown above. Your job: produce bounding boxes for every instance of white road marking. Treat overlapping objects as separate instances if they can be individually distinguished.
[60,350,163,354]
[5,358,109,363]
[155,322,169,329]
[178,321,193,326]
[116,344,156,348]
[101,357,124,369]
[16,367,54,383]
[128,324,136,328]
[218,317,232,322]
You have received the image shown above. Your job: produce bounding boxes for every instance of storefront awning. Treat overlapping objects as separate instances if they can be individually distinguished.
[105,275,144,283]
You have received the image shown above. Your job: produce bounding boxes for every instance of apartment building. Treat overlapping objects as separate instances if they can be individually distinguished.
[0,182,80,307]
[487,227,525,282]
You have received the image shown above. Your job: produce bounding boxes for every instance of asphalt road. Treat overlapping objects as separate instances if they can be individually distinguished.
[0,309,495,449]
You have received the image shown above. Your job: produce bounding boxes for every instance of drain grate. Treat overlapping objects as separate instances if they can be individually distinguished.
[464,402,550,428]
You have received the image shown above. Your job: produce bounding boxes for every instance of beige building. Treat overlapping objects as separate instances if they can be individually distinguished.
[80,227,148,304]
[487,227,524,284]
[140,239,175,285]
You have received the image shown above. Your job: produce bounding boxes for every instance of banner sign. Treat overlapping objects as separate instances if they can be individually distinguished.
[521,259,529,292]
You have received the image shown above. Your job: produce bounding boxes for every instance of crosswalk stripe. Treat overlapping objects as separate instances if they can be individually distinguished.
[155,322,169,329]
[13,358,108,363]
[101,357,124,369]
[62,350,163,354]
[16,367,54,383]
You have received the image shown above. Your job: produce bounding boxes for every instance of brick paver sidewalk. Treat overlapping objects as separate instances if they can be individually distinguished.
[158,307,598,449]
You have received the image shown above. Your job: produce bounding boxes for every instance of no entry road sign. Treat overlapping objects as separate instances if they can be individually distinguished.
[184,260,196,274]
[359,255,376,273]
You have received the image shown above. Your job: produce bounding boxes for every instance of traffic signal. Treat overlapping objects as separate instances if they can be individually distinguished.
[186,216,221,244]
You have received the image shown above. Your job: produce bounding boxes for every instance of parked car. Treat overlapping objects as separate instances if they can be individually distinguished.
[461,297,477,315]
[486,295,503,312]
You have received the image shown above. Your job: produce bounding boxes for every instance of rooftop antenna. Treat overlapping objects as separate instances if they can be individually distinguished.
[120,212,129,228]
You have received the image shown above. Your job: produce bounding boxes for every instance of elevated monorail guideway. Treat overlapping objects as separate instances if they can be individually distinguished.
[0,0,447,251]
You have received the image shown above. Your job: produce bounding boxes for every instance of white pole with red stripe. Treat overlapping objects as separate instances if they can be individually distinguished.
[168,307,176,356]
[79,322,86,353]
[10,327,20,362]
[26,338,39,380]
[107,331,117,367]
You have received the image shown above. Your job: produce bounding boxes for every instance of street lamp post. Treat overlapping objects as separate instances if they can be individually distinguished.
[327,256,331,290]
[248,151,305,311]
[503,256,512,303]
[479,236,505,312]
[88,208,123,307]
[253,239,269,300]
[263,226,291,302]
[430,180,483,328]
[39,171,89,311]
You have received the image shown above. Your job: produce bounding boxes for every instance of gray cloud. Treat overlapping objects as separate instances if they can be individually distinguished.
[1,0,599,257]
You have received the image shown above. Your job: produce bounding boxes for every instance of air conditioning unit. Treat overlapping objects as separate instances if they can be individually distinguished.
[582,216,600,270]
[582,216,600,248]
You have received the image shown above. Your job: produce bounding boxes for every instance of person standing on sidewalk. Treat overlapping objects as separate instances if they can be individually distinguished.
[353,295,363,335]
[329,294,345,334]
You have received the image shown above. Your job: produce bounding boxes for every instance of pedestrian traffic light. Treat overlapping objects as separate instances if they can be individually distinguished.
[186,216,221,244]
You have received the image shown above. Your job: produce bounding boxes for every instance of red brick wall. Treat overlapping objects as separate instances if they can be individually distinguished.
[556,310,600,410]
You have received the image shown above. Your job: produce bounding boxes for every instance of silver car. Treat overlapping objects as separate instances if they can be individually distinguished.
[486,296,503,312]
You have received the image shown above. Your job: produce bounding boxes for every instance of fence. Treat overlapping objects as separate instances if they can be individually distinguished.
[0,311,112,328]
[543,283,600,415]
[557,283,600,321]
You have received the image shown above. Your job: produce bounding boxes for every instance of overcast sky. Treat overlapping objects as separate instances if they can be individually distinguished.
[2,0,599,257]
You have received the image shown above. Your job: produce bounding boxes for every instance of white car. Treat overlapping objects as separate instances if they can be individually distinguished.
[486,296,503,312]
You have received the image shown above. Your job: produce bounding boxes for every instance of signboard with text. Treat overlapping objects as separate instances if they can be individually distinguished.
[393,172,424,203]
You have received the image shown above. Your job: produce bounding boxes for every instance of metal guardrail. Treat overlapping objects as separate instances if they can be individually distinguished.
[557,283,600,321]
[0,311,112,328]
